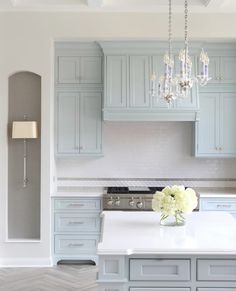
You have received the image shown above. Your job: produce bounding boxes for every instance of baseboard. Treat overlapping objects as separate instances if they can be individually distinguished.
[0,257,53,267]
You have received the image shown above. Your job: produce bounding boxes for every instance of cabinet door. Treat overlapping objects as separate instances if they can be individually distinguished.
[203,56,220,84]
[220,93,236,154]
[196,93,219,155]
[58,57,80,84]
[176,85,199,110]
[105,56,127,108]
[175,55,198,109]
[57,92,79,154]
[152,55,171,109]
[80,56,102,84]
[129,56,150,108]
[79,92,102,154]
[220,57,236,83]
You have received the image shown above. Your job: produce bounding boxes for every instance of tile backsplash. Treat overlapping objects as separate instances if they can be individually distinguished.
[57,122,236,180]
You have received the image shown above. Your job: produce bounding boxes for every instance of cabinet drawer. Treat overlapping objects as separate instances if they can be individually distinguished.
[129,259,190,281]
[130,289,190,291]
[54,213,100,232]
[197,259,236,281]
[200,199,236,211]
[198,289,236,291]
[54,198,101,211]
[55,234,99,254]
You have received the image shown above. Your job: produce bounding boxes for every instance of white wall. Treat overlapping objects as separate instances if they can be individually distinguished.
[1,11,236,265]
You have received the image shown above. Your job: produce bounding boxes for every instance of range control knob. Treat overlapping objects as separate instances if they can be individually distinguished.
[136,200,143,209]
[107,197,114,206]
[129,198,135,207]
[115,197,120,207]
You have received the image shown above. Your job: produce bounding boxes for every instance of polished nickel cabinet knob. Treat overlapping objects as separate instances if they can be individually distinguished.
[136,201,143,209]
[114,197,120,207]
[129,198,135,207]
[107,197,114,206]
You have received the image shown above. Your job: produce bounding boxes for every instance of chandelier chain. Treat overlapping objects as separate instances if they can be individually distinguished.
[168,0,172,58]
[184,0,188,49]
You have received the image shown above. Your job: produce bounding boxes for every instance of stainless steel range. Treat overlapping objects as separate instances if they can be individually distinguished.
[103,186,165,211]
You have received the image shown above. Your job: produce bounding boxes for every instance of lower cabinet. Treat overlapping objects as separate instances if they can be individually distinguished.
[97,255,236,291]
[129,259,190,281]
[197,289,236,291]
[52,197,102,264]
[199,196,236,219]
[130,289,190,291]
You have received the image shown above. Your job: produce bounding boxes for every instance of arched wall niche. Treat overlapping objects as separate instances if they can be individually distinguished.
[8,71,41,240]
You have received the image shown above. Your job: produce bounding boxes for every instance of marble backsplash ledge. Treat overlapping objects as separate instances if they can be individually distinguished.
[57,178,236,188]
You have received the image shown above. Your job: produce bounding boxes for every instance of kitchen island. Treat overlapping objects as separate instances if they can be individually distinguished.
[97,211,236,291]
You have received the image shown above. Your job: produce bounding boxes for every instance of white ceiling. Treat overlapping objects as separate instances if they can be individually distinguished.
[0,0,236,13]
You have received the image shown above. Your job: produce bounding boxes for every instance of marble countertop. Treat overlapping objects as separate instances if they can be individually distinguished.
[52,186,104,197]
[97,211,236,255]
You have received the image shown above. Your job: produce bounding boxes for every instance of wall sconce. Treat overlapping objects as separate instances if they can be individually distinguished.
[12,121,38,187]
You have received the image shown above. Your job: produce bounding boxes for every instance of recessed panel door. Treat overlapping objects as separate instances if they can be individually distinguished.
[130,56,150,108]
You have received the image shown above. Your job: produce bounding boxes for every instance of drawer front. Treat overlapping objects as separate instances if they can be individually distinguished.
[198,289,236,291]
[197,260,236,281]
[55,213,100,232]
[54,198,101,211]
[55,234,99,254]
[200,199,236,211]
[130,289,190,291]
[130,259,190,281]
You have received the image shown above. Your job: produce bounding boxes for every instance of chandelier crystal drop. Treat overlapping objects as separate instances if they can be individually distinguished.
[151,0,211,104]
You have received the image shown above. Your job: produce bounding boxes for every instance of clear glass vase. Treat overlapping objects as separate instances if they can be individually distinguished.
[160,212,186,226]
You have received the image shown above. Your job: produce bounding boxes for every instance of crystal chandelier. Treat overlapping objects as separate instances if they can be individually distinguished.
[151,0,211,104]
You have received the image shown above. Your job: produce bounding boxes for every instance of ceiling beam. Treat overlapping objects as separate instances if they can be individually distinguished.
[87,0,103,8]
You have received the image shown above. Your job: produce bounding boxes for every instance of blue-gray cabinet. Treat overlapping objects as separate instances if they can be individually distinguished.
[57,56,102,85]
[52,197,102,265]
[195,92,236,157]
[103,53,199,121]
[199,196,236,219]
[129,56,150,108]
[56,91,102,156]
[105,55,127,108]
[206,56,236,84]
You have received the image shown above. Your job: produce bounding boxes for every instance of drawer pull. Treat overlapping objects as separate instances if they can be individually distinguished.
[217,204,232,208]
[68,221,84,225]
[68,203,85,207]
[68,243,84,248]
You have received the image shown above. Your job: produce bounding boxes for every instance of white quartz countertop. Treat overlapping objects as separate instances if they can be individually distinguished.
[52,187,104,197]
[98,211,236,255]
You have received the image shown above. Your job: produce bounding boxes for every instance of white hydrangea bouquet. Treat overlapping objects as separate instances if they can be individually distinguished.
[152,185,198,226]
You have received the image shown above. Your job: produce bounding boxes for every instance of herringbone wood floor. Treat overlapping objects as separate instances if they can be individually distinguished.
[0,264,98,291]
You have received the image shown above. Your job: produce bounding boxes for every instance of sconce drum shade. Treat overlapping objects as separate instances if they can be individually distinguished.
[12,121,38,139]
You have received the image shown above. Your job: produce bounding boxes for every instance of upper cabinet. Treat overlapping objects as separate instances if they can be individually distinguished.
[56,91,102,156]
[195,92,236,157]
[57,56,102,85]
[55,42,103,157]
[105,56,127,108]
[129,56,150,108]
[204,56,236,84]
[100,42,200,121]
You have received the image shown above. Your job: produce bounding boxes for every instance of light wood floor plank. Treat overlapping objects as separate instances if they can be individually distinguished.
[0,264,98,291]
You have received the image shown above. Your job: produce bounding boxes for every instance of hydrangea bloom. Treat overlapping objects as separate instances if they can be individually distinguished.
[152,185,198,225]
